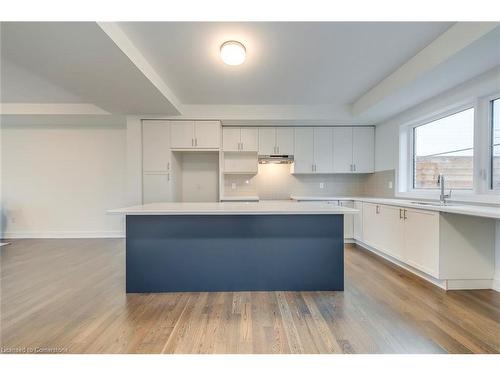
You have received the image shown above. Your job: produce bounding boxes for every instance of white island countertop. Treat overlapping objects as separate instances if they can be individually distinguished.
[291,196,500,220]
[108,200,359,215]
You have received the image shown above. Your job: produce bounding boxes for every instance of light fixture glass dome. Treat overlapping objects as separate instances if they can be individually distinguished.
[220,41,246,66]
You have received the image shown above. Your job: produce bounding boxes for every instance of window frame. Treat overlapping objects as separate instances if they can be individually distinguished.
[411,106,475,191]
[489,94,500,190]
[397,91,500,204]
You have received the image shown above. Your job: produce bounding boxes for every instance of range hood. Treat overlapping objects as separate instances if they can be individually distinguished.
[258,155,294,164]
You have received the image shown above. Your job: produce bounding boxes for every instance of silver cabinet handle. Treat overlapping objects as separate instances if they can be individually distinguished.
[376,205,380,214]
[353,164,356,172]
[167,162,170,171]
[403,209,407,220]
[399,209,403,219]
[195,138,198,147]
[191,138,194,147]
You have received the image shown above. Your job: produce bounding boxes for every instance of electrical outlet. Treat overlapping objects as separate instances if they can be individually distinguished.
[319,182,325,189]
[231,182,237,190]
[388,181,393,189]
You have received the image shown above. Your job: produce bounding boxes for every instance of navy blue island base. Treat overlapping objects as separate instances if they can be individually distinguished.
[125,214,344,293]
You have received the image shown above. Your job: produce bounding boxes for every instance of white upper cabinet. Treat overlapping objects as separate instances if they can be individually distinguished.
[170,121,195,149]
[353,127,374,173]
[222,128,241,151]
[258,127,294,155]
[170,120,220,149]
[240,128,258,151]
[333,127,374,173]
[276,128,294,155]
[195,121,220,148]
[142,121,170,172]
[313,127,333,173]
[293,128,314,173]
[223,128,258,152]
[332,127,353,173]
[258,128,277,155]
[293,127,333,174]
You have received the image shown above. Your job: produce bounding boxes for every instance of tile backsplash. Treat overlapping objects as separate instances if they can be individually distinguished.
[362,169,395,198]
[223,164,395,199]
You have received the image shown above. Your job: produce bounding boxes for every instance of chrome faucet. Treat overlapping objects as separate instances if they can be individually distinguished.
[437,174,451,205]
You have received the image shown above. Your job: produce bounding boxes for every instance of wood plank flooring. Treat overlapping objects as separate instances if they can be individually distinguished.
[1,239,499,353]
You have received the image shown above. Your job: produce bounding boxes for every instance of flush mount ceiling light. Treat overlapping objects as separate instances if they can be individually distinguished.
[220,41,246,66]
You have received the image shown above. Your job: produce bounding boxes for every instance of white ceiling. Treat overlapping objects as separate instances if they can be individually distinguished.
[1,21,499,125]
[119,22,453,105]
[1,22,180,115]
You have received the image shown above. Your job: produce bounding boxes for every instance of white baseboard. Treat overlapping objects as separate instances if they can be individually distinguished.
[445,279,493,290]
[493,279,500,292]
[2,231,125,239]
[354,240,494,291]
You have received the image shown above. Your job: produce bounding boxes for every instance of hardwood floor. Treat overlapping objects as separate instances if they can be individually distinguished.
[1,239,499,353]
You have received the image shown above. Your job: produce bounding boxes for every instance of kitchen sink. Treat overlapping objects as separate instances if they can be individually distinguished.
[409,201,447,207]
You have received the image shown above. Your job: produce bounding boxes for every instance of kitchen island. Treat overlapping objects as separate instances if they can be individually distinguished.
[109,201,358,293]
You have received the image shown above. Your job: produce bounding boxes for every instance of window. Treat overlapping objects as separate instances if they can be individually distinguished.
[413,108,475,190]
[492,98,500,190]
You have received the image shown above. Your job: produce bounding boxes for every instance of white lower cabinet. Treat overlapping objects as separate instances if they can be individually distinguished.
[379,205,405,261]
[402,208,439,278]
[353,201,363,241]
[362,203,381,249]
[360,202,494,283]
[339,200,354,239]
[362,202,437,276]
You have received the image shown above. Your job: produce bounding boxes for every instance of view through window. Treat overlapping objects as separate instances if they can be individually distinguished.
[413,108,474,189]
[492,98,500,190]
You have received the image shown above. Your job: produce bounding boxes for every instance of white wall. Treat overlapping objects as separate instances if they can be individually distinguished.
[374,66,500,291]
[375,66,500,172]
[1,117,126,238]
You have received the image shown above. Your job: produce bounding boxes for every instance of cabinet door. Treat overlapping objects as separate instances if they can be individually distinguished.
[313,127,333,173]
[339,200,354,239]
[379,205,405,261]
[353,201,363,241]
[223,128,241,151]
[258,128,276,155]
[276,128,294,154]
[142,121,170,172]
[403,208,439,278]
[195,121,220,148]
[240,128,258,151]
[353,127,374,173]
[362,202,380,248]
[170,121,195,149]
[143,173,170,204]
[293,128,314,173]
[332,127,353,173]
